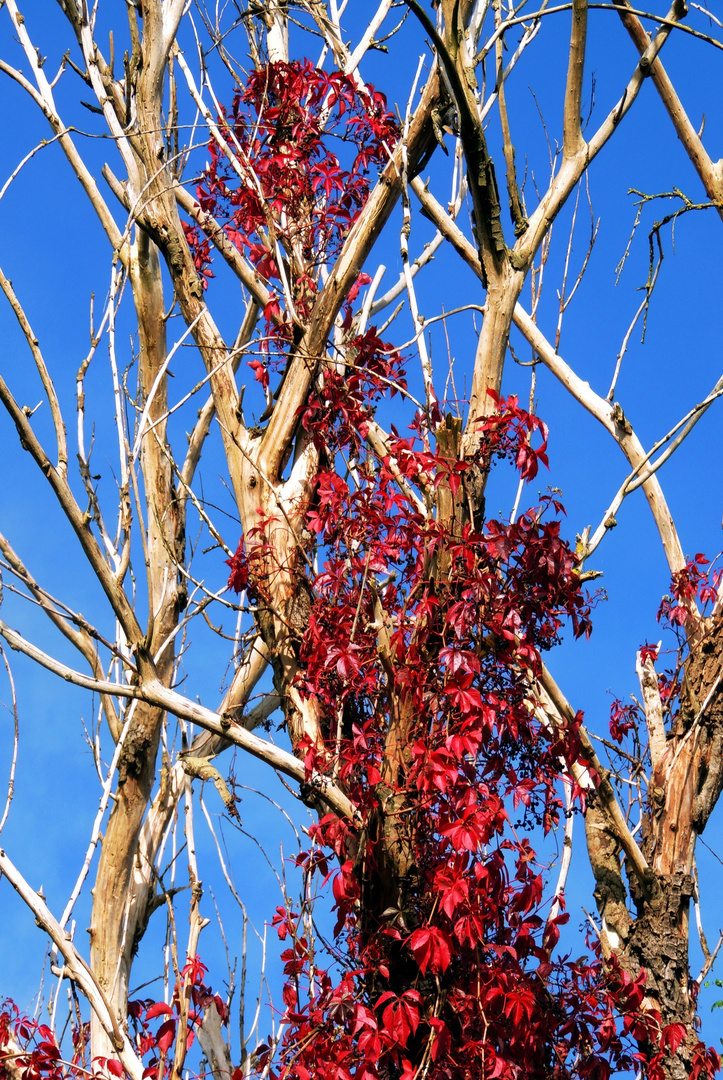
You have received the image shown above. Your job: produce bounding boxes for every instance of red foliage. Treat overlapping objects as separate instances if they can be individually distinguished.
[185,60,397,380]
[0,956,230,1080]
[220,313,718,1076]
[609,698,641,745]
[658,554,721,626]
[223,334,708,1076]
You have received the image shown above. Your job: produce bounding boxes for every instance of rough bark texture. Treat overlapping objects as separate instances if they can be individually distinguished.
[584,612,723,1077]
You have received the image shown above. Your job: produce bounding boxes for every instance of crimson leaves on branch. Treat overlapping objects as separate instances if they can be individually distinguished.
[225,326,715,1076]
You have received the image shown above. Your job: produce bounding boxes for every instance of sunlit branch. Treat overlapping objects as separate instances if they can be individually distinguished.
[0,370,143,643]
[606,255,662,401]
[400,55,435,417]
[696,921,723,984]
[358,264,386,334]
[77,289,114,489]
[394,304,486,353]
[547,778,574,926]
[584,376,723,557]
[105,260,131,563]
[69,4,139,181]
[369,232,446,317]
[165,459,235,565]
[636,648,666,769]
[161,0,188,59]
[0,8,126,255]
[495,0,528,233]
[132,312,203,464]
[479,2,548,122]
[517,0,686,268]
[629,386,723,494]
[563,0,587,158]
[477,1,723,58]
[0,848,144,1080]
[617,0,723,219]
[183,636,272,761]
[371,171,469,315]
[143,297,257,492]
[0,646,18,838]
[0,133,62,203]
[0,532,122,739]
[512,301,689,582]
[170,774,209,1080]
[370,158,466,323]
[0,618,357,821]
[555,176,598,351]
[405,0,509,286]
[204,783,279,1060]
[58,697,145,934]
[538,664,651,889]
[0,268,68,473]
[345,0,396,75]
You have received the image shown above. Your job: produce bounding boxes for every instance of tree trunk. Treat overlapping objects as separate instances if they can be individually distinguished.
[586,612,723,1077]
[90,231,184,1058]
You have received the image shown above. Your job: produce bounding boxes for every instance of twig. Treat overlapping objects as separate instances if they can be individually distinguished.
[547,778,574,927]
[0,646,19,837]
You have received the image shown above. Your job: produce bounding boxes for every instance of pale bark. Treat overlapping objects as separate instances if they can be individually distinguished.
[618,0,723,220]
[89,224,185,1058]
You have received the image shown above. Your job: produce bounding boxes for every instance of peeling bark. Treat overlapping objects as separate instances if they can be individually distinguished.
[584,613,723,1077]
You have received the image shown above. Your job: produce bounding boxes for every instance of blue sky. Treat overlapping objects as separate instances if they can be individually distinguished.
[1,0,723,1062]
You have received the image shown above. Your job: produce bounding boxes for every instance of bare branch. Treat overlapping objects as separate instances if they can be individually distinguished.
[0,531,122,739]
[516,0,687,269]
[511,302,689,580]
[0,371,143,640]
[563,0,588,158]
[0,272,67,472]
[495,0,528,233]
[547,778,574,926]
[617,0,723,219]
[0,617,357,821]
[637,649,667,770]
[538,663,652,889]
[0,848,144,1080]
[0,646,18,838]
[0,7,125,254]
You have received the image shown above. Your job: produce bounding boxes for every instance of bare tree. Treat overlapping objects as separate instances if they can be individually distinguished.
[0,2,722,1078]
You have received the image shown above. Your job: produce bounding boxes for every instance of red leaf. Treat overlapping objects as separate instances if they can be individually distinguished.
[428,1017,451,1063]
[408,927,453,975]
[155,1019,177,1055]
[639,642,659,665]
[145,1002,173,1022]
[661,1023,688,1055]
